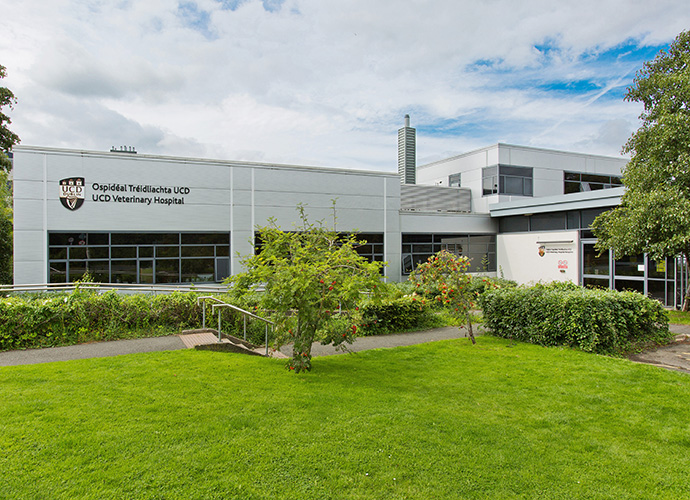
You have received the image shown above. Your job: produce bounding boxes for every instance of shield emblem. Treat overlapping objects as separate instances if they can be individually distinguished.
[59,177,85,211]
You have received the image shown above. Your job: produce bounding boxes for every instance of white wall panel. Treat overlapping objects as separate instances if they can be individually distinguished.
[11,151,45,180]
[497,231,579,284]
[13,230,46,283]
[14,261,46,284]
[13,199,44,229]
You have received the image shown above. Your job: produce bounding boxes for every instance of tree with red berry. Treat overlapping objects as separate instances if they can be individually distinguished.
[229,203,383,372]
[409,250,480,344]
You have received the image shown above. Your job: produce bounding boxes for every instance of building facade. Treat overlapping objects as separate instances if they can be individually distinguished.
[11,124,686,307]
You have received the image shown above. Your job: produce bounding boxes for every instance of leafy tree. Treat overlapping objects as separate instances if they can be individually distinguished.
[229,204,384,373]
[592,30,690,310]
[0,169,11,283]
[0,64,20,172]
[409,250,485,344]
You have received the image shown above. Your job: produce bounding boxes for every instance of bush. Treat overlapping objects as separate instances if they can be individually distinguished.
[358,296,442,336]
[0,290,205,351]
[412,274,516,308]
[479,282,671,355]
[468,275,517,297]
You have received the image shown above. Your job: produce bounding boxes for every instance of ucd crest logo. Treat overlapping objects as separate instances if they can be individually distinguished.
[59,178,85,211]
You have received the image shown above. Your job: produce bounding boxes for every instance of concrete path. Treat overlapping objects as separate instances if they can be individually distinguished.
[629,324,690,374]
[0,326,472,367]
[0,336,186,367]
[278,326,474,357]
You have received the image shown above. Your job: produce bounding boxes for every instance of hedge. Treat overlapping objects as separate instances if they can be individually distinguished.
[0,290,204,351]
[479,282,671,355]
[1,289,447,351]
[359,296,442,336]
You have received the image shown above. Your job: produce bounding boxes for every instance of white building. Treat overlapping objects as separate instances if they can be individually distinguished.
[10,119,685,307]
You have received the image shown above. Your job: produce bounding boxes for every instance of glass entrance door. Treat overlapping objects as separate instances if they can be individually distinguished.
[581,240,610,289]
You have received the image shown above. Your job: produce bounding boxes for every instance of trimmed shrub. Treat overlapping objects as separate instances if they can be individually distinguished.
[359,296,442,336]
[0,290,204,351]
[467,275,517,297]
[479,282,671,355]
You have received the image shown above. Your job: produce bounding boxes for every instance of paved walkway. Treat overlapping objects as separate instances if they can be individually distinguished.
[629,324,690,374]
[0,336,187,367]
[0,326,473,367]
[1,325,689,372]
[277,326,474,357]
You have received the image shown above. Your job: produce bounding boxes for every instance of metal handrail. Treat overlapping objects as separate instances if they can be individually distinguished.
[197,296,274,356]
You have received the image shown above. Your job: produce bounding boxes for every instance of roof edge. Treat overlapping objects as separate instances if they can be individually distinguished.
[12,145,398,178]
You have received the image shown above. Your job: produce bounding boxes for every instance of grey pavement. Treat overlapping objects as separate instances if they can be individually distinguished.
[0,335,186,367]
[629,323,690,374]
[669,323,690,336]
[279,326,476,357]
[0,326,473,367]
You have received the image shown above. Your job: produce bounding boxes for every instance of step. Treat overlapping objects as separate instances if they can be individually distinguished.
[179,328,286,358]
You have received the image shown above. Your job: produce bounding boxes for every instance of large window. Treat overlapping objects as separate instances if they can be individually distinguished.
[564,171,622,194]
[483,165,533,196]
[401,233,496,275]
[581,240,679,307]
[353,233,385,263]
[48,232,231,284]
[254,232,385,267]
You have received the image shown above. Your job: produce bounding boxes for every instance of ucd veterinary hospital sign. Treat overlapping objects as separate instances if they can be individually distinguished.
[59,177,192,211]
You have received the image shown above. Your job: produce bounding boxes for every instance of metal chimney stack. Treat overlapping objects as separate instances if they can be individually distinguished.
[398,114,416,184]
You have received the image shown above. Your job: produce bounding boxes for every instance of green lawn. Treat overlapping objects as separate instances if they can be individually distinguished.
[1,337,689,499]
[668,309,690,325]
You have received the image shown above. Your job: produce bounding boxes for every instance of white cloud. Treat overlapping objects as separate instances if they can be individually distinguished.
[1,0,689,171]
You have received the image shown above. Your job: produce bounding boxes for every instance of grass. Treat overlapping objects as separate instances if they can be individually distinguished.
[668,309,690,325]
[1,337,689,499]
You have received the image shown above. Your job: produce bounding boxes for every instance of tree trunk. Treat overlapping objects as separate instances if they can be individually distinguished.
[465,310,476,345]
[683,252,690,312]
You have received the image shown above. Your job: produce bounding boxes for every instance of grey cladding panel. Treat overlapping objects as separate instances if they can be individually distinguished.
[13,152,45,180]
[254,191,385,211]
[253,168,385,196]
[12,180,44,201]
[13,199,44,229]
[254,207,384,232]
[400,185,471,212]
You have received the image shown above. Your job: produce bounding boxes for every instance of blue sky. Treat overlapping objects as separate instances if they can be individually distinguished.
[1,0,688,170]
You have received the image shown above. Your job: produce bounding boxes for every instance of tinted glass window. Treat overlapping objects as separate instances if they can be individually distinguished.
[530,213,566,231]
[499,216,529,233]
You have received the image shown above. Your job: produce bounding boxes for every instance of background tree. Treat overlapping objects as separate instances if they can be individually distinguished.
[0,169,12,283]
[0,64,20,172]
[409,250,482,344]
[229,205,383,373]
[592,30,690,310]
[0,65,15,282]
